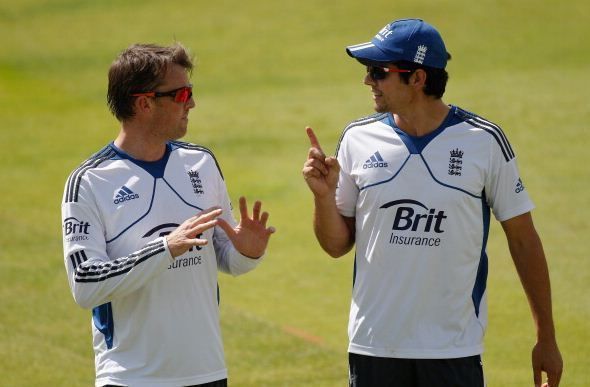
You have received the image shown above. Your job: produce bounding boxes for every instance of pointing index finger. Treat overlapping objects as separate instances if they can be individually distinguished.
[306,126,324,155]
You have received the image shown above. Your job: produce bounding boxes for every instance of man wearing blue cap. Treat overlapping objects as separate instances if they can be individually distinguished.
[302,19,562,386]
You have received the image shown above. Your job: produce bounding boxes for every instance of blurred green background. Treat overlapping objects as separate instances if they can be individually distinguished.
[0,0,588,385]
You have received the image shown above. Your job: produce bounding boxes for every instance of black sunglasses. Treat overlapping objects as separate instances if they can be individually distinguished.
[366,66,412,81]
[131,84,193,103]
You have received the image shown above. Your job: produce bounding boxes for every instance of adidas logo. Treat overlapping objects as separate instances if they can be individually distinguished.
[114,185,140,204]
[515,178,525,193]
[363,151,388,169]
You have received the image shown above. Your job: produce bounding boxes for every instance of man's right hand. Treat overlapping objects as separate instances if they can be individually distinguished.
[166,208,222,258]
[302,127,340,198]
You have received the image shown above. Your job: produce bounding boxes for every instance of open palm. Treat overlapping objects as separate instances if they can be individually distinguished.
[216,196,275,258]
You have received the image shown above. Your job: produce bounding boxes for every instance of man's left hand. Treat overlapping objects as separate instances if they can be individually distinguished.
[216,196,275,258]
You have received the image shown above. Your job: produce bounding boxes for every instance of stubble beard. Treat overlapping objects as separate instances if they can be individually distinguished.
[172,125,187,141]
[373,101,389,114]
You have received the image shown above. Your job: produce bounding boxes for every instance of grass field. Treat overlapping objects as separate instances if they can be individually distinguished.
[1,0,589,385]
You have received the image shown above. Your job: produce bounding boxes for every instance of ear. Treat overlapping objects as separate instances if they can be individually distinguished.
[411,69,427,88]
[132,96,154,116]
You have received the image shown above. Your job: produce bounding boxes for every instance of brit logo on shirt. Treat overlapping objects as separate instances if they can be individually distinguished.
[448,148,464,176]
[188,170,204,195]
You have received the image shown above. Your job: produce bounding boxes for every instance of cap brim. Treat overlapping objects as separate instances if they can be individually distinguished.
[346,42,395,63]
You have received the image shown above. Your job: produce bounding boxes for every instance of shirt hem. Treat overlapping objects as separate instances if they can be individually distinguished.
[348,343,484,359]
[96,369,227,387]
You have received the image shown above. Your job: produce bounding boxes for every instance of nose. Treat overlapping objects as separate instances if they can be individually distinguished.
[187,95,196,109]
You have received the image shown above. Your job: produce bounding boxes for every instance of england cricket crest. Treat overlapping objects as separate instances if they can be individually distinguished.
[448,148,464,176]
[187,170,205,195]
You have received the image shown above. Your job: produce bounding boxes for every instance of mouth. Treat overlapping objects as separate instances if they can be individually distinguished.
[371,89,382,98]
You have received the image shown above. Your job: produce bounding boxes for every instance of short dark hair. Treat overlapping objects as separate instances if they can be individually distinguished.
[395,56,451,99]
[107,43,193,121]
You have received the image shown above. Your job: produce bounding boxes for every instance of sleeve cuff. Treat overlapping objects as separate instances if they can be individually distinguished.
[229,247,263,275]
[160,236,175,263]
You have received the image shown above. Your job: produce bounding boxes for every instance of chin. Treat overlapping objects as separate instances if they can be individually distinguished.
[169,131,186,142]
[374,105,388,113]
[178,126,189,138]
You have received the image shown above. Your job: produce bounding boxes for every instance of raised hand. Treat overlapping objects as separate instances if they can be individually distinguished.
[302,126,340,198]
[166,208,223,258]
[216,197,275,259]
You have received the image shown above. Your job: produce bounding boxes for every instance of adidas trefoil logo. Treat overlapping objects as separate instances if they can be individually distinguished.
[113,185,139,204]
[363,151,388,169]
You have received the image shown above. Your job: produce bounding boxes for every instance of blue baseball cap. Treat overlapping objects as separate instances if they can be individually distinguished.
[346,19,449,69]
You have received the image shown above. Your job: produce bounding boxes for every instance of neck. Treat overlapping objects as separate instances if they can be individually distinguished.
[394,99,450,137]
[114,123,167,161]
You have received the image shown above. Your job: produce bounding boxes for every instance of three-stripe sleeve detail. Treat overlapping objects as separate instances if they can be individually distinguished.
[457,108,515,162]
[170,141,224,180]
[69,250,89,269]
[73,240,166,283]
[65,147,117,203]
[335,113,388,155]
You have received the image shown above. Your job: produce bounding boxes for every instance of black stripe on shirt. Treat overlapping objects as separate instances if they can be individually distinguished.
[469,115,515,159]
[335,113,388,155]
[65,146,117,203]
[170,140,224,180]
[456,108,515,162]
[74,240,165,283]
[69,253,77,269]
[69,250,89,269]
